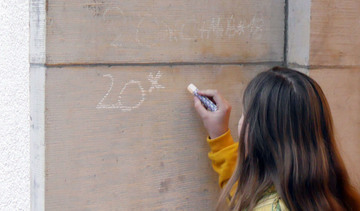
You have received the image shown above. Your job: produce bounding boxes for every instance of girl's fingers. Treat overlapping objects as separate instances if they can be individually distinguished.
[197,89,225,108]
[193,96,209,118]
[197,89,216,96]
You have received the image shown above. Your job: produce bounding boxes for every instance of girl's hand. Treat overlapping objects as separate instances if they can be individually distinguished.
[193,90,232,139]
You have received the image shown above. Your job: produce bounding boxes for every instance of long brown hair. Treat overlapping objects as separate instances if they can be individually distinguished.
[217,67,360,210]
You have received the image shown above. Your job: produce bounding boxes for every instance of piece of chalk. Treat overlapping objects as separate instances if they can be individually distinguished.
[187,83,198,94]
[187,84,218,112]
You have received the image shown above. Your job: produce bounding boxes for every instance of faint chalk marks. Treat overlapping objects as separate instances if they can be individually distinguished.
[180,20,197,41]
[225,15,244,38]
[96,74,116,109]
[96,71,165,112]
[210,17,224,38]
[118,80,146,112]
[147,71,165,93]
[101,6,266,48]
[102,7,125,22]
[110,34,123,47]
[247,16,265,36]
[200,15,264,39]
[136,15,170,48]
[103,7,128,48]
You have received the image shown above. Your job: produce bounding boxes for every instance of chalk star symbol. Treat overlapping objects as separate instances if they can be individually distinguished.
[148,71,165,93]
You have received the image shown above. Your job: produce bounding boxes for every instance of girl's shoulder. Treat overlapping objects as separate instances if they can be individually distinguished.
[253,187,289,211]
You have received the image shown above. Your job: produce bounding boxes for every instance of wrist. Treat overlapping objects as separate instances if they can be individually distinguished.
[209,128,229,139]
[207,129,234,153]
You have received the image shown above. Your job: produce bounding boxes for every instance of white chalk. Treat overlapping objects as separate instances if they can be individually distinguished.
[187,83,218,112]
[187,83,197,94]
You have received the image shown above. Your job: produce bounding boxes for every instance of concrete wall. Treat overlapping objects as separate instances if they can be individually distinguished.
[0,0,358,210]
[0,0,30,210]
[309,0,360,190]
[34,0,285,210]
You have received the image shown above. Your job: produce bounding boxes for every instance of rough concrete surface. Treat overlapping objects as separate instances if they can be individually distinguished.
[0,0,30,210]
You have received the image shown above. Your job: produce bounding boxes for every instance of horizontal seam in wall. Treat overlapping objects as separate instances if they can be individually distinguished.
[288,63,360,70]
[30,61,283,68]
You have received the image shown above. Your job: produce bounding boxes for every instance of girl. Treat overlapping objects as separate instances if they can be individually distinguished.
[193,67,360,210]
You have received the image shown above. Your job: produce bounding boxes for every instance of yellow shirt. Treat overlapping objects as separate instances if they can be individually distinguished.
[207,130,289,211]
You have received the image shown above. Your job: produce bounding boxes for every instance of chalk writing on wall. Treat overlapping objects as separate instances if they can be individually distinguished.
[135,15,264,47]
[96,71,165,111]
[99,7,264,48]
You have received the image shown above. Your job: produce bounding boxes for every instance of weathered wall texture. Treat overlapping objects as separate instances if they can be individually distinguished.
[35,0,285,210]
[309,0,360,190]
[0,0,30,210]
[25,0,359,210]
[46,0,284,64]
[44,65,269,210]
